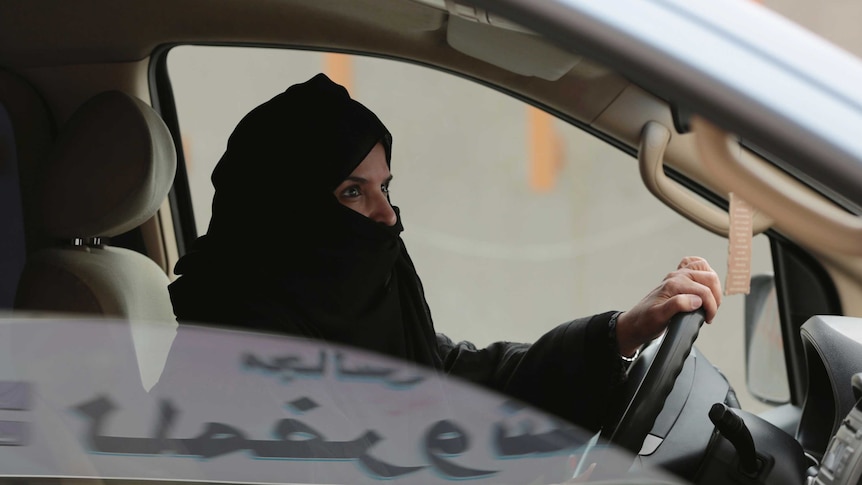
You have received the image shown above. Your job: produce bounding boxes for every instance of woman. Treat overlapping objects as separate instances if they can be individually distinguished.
[169,73,722,432]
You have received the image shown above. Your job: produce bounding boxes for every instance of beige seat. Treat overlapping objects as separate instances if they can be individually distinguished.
[15,91,177,322]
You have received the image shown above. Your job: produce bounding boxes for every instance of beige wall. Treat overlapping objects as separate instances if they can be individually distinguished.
[766,1,862,58]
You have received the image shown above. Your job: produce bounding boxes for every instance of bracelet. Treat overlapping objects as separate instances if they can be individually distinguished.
[620,346,641,363]
[609,311,641,363]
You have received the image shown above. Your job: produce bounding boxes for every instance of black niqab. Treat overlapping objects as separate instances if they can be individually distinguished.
[169,73,442,368]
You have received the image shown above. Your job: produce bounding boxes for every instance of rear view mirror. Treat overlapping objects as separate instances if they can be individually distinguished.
[745,274,791,405]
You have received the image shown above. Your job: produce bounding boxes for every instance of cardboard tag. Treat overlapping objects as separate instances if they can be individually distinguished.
[725,192,753,295]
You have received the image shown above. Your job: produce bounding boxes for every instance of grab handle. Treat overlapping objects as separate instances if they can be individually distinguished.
[639,121,772,237]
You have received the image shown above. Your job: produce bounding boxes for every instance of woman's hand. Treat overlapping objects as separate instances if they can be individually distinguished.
[615,256,722,357]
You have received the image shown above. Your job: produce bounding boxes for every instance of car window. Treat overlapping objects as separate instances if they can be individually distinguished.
[167,45,776,412]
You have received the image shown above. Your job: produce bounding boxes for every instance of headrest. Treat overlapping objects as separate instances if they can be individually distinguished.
[40,91,177,239]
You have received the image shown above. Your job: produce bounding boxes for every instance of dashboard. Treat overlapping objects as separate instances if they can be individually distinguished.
[799,316,862,485]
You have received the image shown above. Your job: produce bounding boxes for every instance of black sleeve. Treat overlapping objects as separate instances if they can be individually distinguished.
[436,311,623,433]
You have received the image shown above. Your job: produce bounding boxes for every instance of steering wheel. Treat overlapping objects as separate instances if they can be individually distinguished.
[600,309,705,455]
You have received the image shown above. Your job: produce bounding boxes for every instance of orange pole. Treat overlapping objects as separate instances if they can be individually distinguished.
[528,106,561,192]
[324,53,354,94]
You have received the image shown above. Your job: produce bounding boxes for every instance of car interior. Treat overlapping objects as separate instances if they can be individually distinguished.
[3,0,862,484]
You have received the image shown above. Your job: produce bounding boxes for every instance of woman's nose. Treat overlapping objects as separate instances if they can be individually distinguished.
[369,193,397,226]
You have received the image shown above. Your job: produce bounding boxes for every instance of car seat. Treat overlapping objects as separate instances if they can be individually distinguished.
[14,90,177,322]
[0,69,55,308]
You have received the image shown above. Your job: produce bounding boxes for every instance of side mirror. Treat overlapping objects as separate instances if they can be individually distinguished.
[744,273,790,405]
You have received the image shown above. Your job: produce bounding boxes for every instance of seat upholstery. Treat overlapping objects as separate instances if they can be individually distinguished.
[15,91,178,322]
[0,69,55,308]
[0,103,28,309]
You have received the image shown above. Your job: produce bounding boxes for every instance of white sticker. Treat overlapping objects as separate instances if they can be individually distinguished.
[726,192,753,295]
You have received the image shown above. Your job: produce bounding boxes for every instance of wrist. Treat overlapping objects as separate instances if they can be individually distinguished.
[613,311,641,358]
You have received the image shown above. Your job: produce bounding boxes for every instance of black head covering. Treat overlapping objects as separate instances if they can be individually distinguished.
[169,73,442,368]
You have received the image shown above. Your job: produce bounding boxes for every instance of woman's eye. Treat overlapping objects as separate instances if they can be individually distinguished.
[381,184,390,194]
[341,186,361,198]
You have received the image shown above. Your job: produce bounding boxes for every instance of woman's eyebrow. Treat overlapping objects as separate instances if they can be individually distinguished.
[343,175,394,184]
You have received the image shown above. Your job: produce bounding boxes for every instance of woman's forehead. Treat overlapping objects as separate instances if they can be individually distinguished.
[346,143,390,180]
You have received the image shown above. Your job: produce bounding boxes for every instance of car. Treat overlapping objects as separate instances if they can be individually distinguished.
[2,0,862,484]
